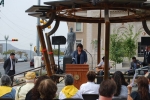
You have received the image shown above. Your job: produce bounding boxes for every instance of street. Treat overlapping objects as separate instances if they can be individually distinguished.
[0,61,34,75]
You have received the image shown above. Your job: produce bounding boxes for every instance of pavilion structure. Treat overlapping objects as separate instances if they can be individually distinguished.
[26,0,150,80]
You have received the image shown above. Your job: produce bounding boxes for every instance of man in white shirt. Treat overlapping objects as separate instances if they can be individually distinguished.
[97,56,111,75]
[80,71,99,94]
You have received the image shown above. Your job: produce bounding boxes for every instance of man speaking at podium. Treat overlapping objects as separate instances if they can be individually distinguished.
[72,44,87,64]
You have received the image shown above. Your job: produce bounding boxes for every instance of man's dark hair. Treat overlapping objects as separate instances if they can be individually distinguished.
[10,52,15,56]
[77,43,83,49]
[102,56,105,60]
[132,57,136,60]
[99,79,117,98]
[87,71,96,82]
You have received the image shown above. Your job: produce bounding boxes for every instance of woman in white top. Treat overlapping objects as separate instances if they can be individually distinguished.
[112,71,128,98]
[145,72,150,93]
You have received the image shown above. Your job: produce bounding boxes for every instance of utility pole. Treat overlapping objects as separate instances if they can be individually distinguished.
[30,43,33,60]
[36,0,40,56]
[4,35,9,58]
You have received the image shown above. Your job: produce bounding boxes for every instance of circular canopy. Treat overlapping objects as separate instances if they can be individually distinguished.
[26,0,150,23]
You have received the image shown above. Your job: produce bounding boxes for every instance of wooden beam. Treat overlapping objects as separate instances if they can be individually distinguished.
[37,26,52,76]
[97,23,101,64]
[104,7,110,80]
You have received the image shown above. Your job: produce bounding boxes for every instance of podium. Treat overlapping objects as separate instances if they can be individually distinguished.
[66,64,89,89]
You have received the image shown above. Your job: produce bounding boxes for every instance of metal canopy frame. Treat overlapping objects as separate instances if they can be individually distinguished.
[26,0,150,79]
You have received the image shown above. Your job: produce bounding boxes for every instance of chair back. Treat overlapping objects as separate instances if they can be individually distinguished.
[112,97,127,100]
[63,98,83,100]
[82,94,99,100]
[0,98,14,100]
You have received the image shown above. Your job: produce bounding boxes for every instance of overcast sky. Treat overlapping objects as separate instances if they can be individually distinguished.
[0,0,68,50]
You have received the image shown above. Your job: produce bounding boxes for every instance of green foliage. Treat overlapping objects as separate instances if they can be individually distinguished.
[109,32,124,65]
[53,49,64,55]
[3,49,15,55]
[91,40,98,49]
[122,24,141,61]
[24,53,28,58]
[16,51,25,58]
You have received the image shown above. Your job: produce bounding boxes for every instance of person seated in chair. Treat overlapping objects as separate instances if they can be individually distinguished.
[80,71,99,94]
[97,57,111,75]
[99,79,117,100]
[0,75,16,99]
[59,74,83,99]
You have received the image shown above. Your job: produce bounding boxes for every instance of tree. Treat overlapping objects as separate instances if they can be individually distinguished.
[3,49,15,55]
[53,49,64,55]
[122,24,141,61]
[109,30,125,70]
[16,51,25,58]
[24,53,28,58]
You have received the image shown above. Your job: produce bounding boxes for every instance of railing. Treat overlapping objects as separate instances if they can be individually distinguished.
[12,65,45,87]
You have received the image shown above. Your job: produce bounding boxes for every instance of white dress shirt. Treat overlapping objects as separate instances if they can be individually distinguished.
[59,90,83,99]
[80,82,99,94]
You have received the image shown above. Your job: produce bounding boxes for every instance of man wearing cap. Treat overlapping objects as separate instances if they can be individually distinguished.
[15,72,36,100]
[3,52,16,85]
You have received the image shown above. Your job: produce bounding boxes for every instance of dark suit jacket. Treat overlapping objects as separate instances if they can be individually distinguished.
[3,58,15,75]
[143,51,150,65]
[130,60,140,70]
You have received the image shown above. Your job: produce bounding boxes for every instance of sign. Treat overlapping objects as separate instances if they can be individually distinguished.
[0,0,4,7]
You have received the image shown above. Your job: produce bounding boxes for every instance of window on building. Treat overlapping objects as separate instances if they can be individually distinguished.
[138,42,145,57]
[75,39,83,49]
[75,22,83,32]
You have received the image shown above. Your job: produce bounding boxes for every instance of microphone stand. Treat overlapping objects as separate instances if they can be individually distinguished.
[84,49,93,70]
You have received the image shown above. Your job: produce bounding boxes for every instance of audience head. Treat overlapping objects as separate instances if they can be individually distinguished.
[137,76,150,100]
[64,74,74,86]
[99,79,117,98]
[102,56,105,61]
[87,71,96,82]
[32,75,50,100]
[112,71,128,96]
[10,52,15,59]
[1,75,11,86]
[132,57,136,62]
[77,43,83,51]
[25,72,36,82]
[145,72,150,83]
[38,79,57,100]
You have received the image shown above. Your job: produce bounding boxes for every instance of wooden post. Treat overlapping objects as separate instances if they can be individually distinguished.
[97,23,101,64]
[37,26,52,76]
[104,8,110,80]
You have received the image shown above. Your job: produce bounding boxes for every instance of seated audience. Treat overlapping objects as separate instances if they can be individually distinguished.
[99,79,117,100]
[80,71,99,94]
[38,79,57,100]
[128,76,150,100]
[145,72,150,93]
[15,72,36,100]
[0,75,16,99]
[59,74,83,99]
[112,71,128,98]
[25,75,50,100]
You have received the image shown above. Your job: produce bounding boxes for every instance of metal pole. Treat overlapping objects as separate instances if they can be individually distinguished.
[58,45,60,70]
[4,35,9,58]
[36,0,41,56]
[30,43,32,61]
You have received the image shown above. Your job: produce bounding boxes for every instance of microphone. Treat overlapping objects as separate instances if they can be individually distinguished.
[84,49,93,70]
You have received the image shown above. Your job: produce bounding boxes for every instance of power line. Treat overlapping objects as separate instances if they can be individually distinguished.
[0,12,36,37]
[1,10,37,33]
[0,18,36,40]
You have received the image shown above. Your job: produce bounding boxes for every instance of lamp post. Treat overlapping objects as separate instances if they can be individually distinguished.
[30,43,33,60]
[4,35,9,58]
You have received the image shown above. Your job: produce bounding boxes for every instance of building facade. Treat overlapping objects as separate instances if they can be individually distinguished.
[67,10,150,68]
